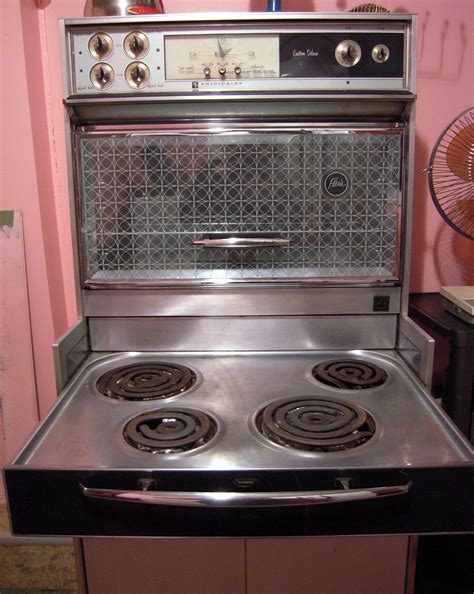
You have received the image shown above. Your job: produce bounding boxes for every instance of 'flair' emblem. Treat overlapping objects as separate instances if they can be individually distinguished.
[322,171,351,197]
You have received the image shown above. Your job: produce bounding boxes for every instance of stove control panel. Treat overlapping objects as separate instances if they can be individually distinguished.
[65,20,409,96]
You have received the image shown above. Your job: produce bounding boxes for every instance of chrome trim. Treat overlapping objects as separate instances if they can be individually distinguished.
[192,237,292,249]
[405,536,419,594]
[84,278,400,289]
[397,316,434,389]
[82,122,406,133]
[68,100,413,125]
[65,93,416,105]
[63,13,416,26]
[74,124,404,289]
[80,482,411,508]
[400,104,417,315]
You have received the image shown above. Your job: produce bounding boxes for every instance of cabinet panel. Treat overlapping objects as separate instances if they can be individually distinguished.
[83,537,246,594]
[246,536,409,594]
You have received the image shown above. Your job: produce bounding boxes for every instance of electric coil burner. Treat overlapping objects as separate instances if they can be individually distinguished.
[312,360,388,390]
[257,397,376,452]
[123,408,217,453]
[96,363,196,400]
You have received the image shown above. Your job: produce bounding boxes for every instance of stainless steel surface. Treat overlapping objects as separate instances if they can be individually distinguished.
[191,237,292,249]
[397,316,434,389]
[53,319,90,392]
[84,0,159,17]
[68,98,414,125]
[83,287,401,317]
[400,102,417,315]
[13,350,472,470]
[88,316,398,352]
[79,482,411,507]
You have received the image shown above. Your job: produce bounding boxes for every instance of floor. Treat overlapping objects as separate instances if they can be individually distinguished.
[0,498,78,594]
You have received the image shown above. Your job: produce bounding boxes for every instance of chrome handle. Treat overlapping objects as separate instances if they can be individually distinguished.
[191,237,291,249]
[80,483,410,508]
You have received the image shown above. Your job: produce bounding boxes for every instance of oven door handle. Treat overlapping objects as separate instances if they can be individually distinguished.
[79,482,411,508]
[191,237,292,248]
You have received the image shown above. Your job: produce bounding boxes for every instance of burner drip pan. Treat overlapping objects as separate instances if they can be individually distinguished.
[312,360,388,390]
[124,408,217,453]
[96,362,196,400]
[257,397,376,452]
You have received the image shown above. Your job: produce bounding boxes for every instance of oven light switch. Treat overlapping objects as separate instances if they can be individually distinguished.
[373,295,390,312]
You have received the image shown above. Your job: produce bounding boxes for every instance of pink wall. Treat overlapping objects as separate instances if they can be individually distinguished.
[1,0,473,451]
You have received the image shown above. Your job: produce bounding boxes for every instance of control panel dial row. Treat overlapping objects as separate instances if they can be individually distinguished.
[335,40,391,67]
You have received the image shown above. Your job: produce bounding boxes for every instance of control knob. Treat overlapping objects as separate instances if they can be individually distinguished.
[90,63,114,90]
[203,67,211,78]
[125,62,151,89]
[372,44,390,63]
[335,40,362,67]
[124,32,150,59]
[218,66,226,78]
[88,33,113,59]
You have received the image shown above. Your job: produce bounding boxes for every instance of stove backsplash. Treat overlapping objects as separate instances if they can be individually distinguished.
[77,127,402,286]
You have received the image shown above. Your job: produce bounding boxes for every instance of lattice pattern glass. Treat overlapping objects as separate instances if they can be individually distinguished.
[78,130,401,284]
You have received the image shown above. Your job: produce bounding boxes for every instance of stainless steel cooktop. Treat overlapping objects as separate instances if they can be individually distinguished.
[17,350,471,471]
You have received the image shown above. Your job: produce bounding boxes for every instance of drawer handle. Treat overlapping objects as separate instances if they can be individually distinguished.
[80,482,411,508]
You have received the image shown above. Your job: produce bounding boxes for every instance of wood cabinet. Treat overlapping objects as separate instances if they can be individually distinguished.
[82,536,410,594]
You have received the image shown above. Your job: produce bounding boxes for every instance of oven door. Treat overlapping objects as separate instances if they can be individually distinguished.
[4,465,473,537]
[75,124,403,289]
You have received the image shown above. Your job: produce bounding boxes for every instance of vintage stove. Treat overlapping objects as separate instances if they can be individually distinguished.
[4,12,473,538]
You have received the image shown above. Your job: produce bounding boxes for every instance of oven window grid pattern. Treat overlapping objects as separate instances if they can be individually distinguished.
[79,131,401,282]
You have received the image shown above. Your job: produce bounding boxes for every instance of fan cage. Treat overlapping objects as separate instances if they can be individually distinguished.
[427,106,474,240]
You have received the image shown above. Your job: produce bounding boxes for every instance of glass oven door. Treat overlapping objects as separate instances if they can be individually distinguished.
[76,125,403,287]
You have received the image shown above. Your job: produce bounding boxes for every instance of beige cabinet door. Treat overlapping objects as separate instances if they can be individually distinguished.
[83,537,246,594]
[246,536,409,594]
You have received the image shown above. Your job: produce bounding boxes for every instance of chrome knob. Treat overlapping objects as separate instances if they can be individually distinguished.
[335,40,362,67]
[372,44,390,63]
[90,63,115,90]
[124,31,149,59]
[88,32,113,59]
[203,67,211,78]
[218,66,226,77]
[234,66,242,76]
[125,61,150,89]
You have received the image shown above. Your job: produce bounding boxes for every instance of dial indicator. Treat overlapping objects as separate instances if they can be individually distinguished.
[164,34,280,80]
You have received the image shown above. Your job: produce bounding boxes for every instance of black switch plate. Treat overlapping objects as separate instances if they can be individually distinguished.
[373,295,390,312]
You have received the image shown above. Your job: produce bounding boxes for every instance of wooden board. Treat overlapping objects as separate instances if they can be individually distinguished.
[0,211,39,496]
